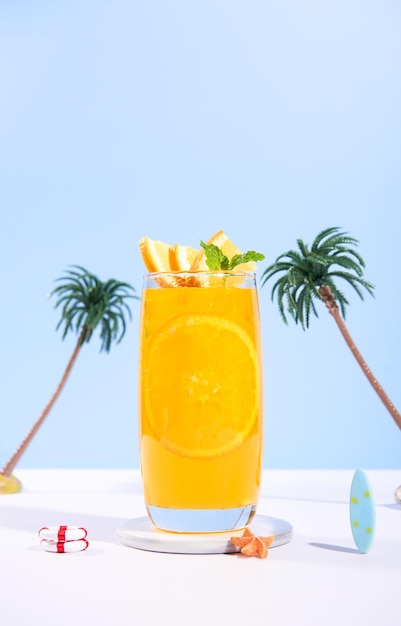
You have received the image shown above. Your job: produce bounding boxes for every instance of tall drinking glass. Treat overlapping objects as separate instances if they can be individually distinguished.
[139,271,263,533]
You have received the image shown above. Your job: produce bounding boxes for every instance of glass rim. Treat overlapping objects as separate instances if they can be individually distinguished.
[144,270,257,278]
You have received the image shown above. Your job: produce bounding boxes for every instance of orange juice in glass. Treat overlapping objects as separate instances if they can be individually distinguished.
[139,270,263,532]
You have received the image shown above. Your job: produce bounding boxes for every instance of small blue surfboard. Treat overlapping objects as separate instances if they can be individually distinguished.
[349,469,375,553]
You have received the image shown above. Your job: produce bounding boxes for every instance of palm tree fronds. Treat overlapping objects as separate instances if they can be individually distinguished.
[328,271,375,299]
[51,266,138,352]
[261,226,374,326]
[311,227,359,253]
[260,227,401,431]
[296,238,310,258]
[326,254,364,276]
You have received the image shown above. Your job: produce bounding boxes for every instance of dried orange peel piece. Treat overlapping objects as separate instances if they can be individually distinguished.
[139,231,256,287]
[169,243,198,271]
[190,230,257,273]
[139,237,200,287]
[230,527,274,559]
[139,236,172,273]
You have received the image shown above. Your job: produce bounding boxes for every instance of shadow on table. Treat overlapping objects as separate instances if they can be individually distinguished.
[260,494,348,505]
[309,542,360,554]
[0,506,134,543]
[262,494,400,509]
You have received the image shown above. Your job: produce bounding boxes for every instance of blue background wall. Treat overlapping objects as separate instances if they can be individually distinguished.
[1,1,400,470]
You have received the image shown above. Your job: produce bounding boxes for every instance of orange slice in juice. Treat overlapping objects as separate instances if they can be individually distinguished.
[144,314,259,458]
[190,230,257,273]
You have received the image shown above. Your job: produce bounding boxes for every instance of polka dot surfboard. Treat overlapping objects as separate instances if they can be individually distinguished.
[349,469,375,553]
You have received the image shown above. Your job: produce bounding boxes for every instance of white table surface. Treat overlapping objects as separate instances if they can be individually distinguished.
[0,469,400,626]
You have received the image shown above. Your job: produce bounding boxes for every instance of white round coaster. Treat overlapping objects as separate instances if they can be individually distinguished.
[117,515,293,554]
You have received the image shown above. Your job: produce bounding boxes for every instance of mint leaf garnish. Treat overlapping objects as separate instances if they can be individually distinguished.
[200,241,230,270]
[200,242,265,271]
[229,251,265,269]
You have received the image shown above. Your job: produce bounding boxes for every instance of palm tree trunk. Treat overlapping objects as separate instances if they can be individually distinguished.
[1,336,83,477]
[319,285,401,430]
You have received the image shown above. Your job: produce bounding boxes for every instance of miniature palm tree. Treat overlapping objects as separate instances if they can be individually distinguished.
[0,266,138,493]
[261,227,401,429]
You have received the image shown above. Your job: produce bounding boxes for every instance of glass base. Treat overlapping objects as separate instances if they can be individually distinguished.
[117,514,293,553]
[146,504,257,533]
